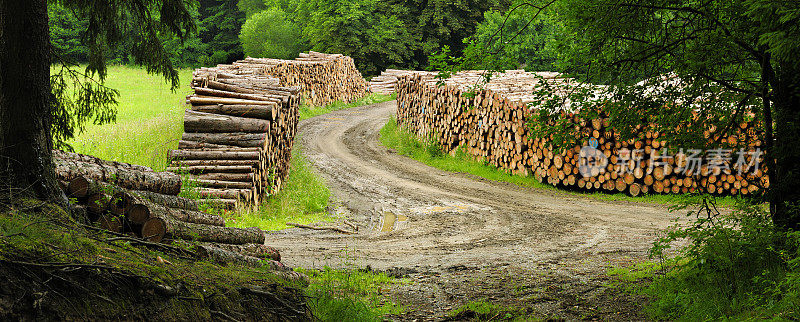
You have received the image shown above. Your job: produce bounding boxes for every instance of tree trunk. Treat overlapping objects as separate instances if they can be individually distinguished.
[0,0,64,203]
[770,62,800,230]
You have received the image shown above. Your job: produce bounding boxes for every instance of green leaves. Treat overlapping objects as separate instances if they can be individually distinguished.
[239,8,304,60]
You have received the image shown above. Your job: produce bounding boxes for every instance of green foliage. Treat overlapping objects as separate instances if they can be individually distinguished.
[237,0,268,17]
[239,8,304,60]
[300,0,416,75]
[626,197,800,319]
[462,2,561,71]
[300,266,406,320]
[446,300,533,321]
[197,0,247,65]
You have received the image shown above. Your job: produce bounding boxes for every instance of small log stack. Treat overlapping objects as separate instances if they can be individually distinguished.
[225,51,368,107]
[395,70,768,196]
[54,151,286,269]
[368,69,434,95]
[173,68,301,207]
[173,52,368,207]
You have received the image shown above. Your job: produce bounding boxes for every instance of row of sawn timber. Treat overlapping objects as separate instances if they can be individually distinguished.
[395,71,768,196]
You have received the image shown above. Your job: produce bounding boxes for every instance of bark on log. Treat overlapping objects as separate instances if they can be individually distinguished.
[168,149,260,160]
[55,158,181,196]
[182,132,267,148]
[194,244,263,268]
[191,104,276,120]
[184,110,271,133]
[201,243,281,261]
[141,216,265,244]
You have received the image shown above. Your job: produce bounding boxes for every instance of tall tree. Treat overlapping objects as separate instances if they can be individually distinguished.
[0,0,195,203]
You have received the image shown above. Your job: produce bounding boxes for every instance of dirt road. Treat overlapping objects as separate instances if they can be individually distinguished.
[267,100,680,320]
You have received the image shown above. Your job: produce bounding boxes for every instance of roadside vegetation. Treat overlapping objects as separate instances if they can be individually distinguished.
[300,267,406,321]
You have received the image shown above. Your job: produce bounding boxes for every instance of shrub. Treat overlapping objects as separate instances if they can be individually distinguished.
[644,197,800,320]
[239,8,304,60]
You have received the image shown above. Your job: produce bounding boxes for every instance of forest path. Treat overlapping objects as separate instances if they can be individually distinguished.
[267,100,677,320]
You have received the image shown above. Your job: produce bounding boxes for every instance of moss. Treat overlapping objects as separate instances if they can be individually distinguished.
[0,199,310,320]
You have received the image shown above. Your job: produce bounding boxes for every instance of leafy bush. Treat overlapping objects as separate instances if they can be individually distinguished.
[239,8,305,60]
[643,197,800,320]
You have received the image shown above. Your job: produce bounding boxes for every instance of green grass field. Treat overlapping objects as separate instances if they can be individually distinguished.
[67,65,193,171]
[379,116,736,207]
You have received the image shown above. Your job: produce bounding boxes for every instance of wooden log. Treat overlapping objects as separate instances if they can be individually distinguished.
[188,96,276,106]
[170,159,258,167]
[201,243,280,261]
[168,149,260,160]
[56,158,182,196]
[189,179,253,189]
[194,244,263,268]
[141,217,265,244]
[166,165,254,174]
[184,110,270,133]
[191,104,276,121]
[182,132,267,148]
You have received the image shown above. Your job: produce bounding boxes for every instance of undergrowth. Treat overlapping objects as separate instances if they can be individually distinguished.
[0,199,309,319]
[379,116,736,207]
[445,300,536,321]
[299,266,406,321]
[608,197,800,320]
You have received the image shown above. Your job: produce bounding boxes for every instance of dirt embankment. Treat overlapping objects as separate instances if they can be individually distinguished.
[267,100,681,320]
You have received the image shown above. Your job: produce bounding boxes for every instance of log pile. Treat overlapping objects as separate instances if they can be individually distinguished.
[173,68,301,207]
[395,70,768,196]
[219,51,368,107]
[368,69,434,95]
[54,151,287,269]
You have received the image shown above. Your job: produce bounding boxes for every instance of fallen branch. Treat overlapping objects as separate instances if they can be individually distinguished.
[285,222,354,234]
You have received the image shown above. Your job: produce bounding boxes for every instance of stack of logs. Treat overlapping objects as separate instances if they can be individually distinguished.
[229,51,368,107]
[395,70,768,196]
[54,150,291,270]
[172,67,301,207]
[368,69,433,95]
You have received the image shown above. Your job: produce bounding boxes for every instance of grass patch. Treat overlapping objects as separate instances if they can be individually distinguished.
[299,93,395,120]
[299,266,406,321]
[446,300,535,321]
[220,146,332,231]
[67,65,193,171]
[379,116,737,207]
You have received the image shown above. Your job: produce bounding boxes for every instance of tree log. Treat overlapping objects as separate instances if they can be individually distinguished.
[182,132,266,148]
[55,159,181,196]
[201,243,280,261]
[194,244,263,268]
[191,104,275,121]
[184,110,270,133]
[141,217,265,244]
[168,149,260,160]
